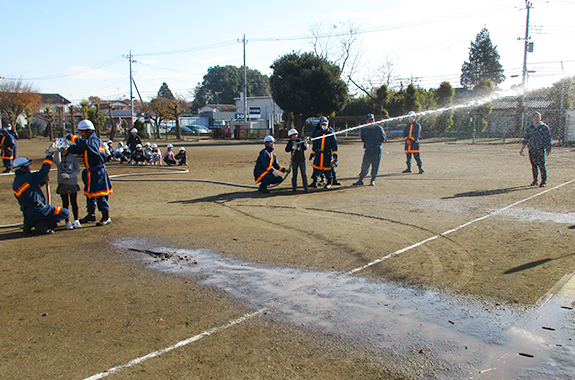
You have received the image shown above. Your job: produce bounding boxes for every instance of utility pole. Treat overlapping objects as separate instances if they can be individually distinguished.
[242,35,248,131]
[519,1,533,134]
[123,51,136,127]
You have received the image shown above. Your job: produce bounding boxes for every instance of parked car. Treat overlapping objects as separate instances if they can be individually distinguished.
[169,125,211,135]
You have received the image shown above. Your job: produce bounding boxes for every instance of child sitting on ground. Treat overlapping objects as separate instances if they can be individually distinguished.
[150,144,162,165]
[163,144,177,166]
[175,147,188,166]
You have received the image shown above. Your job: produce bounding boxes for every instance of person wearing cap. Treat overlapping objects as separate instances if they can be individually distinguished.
[175,147,188,166]
[285,128,308,192]
[150,143,162,165]
[132,143,146,165]
[1,127,16,173]
[402,111,424,174]
[143,142,153,164]
[163,144,177,166]
[66,119,113,226]
[353,114,387,186]
[254,135,289,193]
[520,111,552,187]
[105,140,114,162]
[126,127,142,161]
[7,123,19,140]
[12,155,70,234]
[310,117,338,189]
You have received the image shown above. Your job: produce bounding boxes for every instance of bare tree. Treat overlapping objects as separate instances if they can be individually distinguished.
[309,21,362,84]
[0,79,41,138]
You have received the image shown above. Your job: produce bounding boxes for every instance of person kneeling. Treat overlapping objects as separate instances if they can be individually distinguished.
[253,136,289,193]
[12,155,70,234]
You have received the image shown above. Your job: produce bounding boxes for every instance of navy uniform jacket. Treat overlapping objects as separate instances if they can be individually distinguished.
[67,133,113,198]
[311,128,338,172]
[523,123,552,152]
[13,155,64,221]
[361,125,386,150]
[254,147,285,184]
[403,122,421,153]
[1,133,15,160]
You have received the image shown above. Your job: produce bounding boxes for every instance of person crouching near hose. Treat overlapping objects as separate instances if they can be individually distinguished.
[285,128,308,192]
[66,120,113,226]
[310,117,338,189]
[12,155,70,234]
[254,135,289,194]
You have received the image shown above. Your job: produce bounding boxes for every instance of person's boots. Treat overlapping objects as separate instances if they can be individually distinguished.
[309,178,317,188]
[96,209,112,226]
[402,164,411,173]
[324,178,332,189]
[80,210,96,223]
[418,166,425,174]
[332,174,341,186]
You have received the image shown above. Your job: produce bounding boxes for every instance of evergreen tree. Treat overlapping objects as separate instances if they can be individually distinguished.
[435,81,455,132]
[157,82,175,100]
[460,27,505,89]
[270,52,347,132]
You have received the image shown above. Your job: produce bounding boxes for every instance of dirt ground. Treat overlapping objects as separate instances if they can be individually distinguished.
[1,135,574,379]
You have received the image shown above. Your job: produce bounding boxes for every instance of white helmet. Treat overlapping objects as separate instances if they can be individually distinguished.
[144,142,151,146]
[77,120,95,131]
[136,143,142,148]
[179,147,185,151]
[118,142,124,146]
[407,111,416,116]
[287,128,298,137]
[13,157,32,171]
[167,144,173,148]
[130,128,138,134]
[107,140,113,145]
[151,143,158,148]
[264,135,275,143]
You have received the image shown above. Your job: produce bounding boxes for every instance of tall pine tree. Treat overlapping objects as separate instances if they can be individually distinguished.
[460,27,505,89]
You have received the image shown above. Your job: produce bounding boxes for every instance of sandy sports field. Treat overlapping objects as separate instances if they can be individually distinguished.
[1,136,574,379]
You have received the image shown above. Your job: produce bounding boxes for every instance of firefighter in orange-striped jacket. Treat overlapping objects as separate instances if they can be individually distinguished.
[310,117,338,189]
[402,111,424,174]
[254,135,289,193]
[1,127,16,173]
[66,120,113,226]
[12,155,70,234]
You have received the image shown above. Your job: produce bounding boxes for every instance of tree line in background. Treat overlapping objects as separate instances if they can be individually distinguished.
[1,27,574,140]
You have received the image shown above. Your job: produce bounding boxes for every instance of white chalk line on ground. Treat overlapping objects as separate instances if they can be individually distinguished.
[348,178,575,275]
[82,308,267,380]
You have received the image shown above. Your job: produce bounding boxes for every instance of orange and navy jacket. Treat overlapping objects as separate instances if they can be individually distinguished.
[311,127,338,171]
[403,122,421,153]
[66,133,113,198]
[1,133,15,160]
[254,147,284,184]
[12,155,53,211]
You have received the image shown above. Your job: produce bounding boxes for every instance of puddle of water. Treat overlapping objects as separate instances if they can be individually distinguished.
[115,239,575,379]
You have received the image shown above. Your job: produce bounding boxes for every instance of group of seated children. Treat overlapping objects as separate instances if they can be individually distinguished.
[109,141,164,165]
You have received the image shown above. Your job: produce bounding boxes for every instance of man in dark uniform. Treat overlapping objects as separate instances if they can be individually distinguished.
[254,135,289,193]
[402,111,424,174]
[12,155,70,234]
[353,114,386,186]
[520,111,552,187]
[1,127,16,173]
[310,117,338,189]
[66,120,113,226]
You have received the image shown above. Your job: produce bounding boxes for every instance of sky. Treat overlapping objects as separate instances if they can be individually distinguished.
[1,0,574,105]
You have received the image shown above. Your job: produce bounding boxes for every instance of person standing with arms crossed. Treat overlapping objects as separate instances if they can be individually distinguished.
[520,111,552,187]
[353,114,386,186]
[402,111,424,174]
